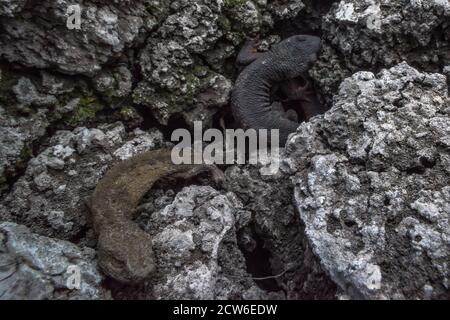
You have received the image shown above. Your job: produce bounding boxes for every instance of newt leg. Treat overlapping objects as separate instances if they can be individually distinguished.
[171,165,226,189]
[271,101,284,112]
[285,109,299,122]
[280,77,313,102]
[271,101,299,122]
[237,37,264,67]
[279,76,328,120]
[300,92,324,120]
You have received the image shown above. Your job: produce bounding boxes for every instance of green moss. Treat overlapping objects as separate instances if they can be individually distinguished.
[15,144,33,169]
[144,0,169,19]
[162,66,205,109]
[120,106,140,121]
[184,73,200,102]
[192,65,210,77]
[144,63,215,117]
[64,96,103,126]
[157,90,179,111]
[120,106,133,117]
[19,144,33,161]
[224,0,246,9]
[217,16,232,32]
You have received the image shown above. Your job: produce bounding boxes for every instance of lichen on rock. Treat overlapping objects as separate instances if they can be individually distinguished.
[311,0,450,102]
[0,222,107,299]
[283,62,450,299]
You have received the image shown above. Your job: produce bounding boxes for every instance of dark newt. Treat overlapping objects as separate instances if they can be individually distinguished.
[88,149,224,283]
[278,76,328,120]
[231,35,322,145]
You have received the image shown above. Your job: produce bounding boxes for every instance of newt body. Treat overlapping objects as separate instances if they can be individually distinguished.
[231,35,322,145]
[89,149,224,283]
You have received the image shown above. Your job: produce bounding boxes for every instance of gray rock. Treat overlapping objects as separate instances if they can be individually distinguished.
[224,0,262,35]
[0,68,111,194]
[267,0,305,20]
[0,222,106,299]
[0,1,151,75]
[0,122,165,241]
[283,62,450,299]
[0,0,26,17]
[13,77,57,107]
[93,65,133,104]
[159,0,224,54]
[312,0,450,101]
[325,0,449,68]
[0,0,309,129]
[3,0,448,301]
[113,128,166,160]
[140,185,281,299]
[134,37,232,127]
[0,105,49,193]
[444,65,450,88]
[225,163,337,299]
[40,71,79,96]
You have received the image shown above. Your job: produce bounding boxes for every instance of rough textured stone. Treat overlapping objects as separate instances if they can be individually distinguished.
[0,0,27,17]
[0,122,166,241]
[0,222,106,299]
[147,186,280,299]
[133,0,308,127]
[267,0,305,20]
[138,185,281,299]
[132,0,235,127]
[93,65,133,104]
[0,0,311,130]
[224,163,337,299]
[283,62,450,299]
[326,0,449,66]
[0,69,114,193]
[0,106,48,194]
[312,0,450,101]
[134,42,232,126]
[0,1,151,75]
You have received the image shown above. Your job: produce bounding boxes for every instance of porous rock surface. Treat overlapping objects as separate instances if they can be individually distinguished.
[0,222,106,299]
[312,0,450,100]
[0,1,320,300]
[138,185,281,300]
[0,0,151,75]
[225,164,337,299]
[133,0,307,127]
[0,67,136,193]
[0,105,48,193]
[283,62,450,299]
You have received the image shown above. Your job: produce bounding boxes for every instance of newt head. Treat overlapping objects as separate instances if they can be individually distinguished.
[274,34,322,79]
[97,222,155,283]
